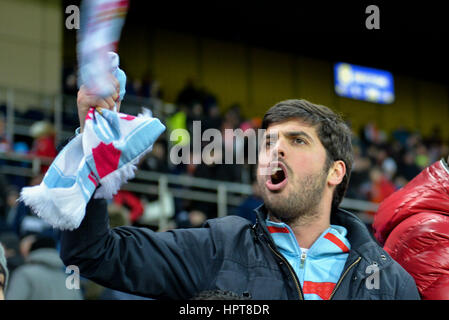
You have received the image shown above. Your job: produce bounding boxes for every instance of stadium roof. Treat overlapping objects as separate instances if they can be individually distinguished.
[125,2,449,85]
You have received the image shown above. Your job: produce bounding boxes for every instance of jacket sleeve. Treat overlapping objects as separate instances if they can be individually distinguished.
[60,198,219,299]
[396,271,421,300]
[422,276,449,300]
[384,213,449,300]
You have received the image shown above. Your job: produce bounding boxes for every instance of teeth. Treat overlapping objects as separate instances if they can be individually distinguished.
[271,167,282,175]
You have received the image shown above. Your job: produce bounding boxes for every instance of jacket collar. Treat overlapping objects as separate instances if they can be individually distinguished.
[254,204,393,273]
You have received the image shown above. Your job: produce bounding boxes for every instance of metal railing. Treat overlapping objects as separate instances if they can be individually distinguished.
[0,152,378,226]
[0,85,378,225]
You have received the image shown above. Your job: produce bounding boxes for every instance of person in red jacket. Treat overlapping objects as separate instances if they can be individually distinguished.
[373,156,449,299]
[113,190,144,224]
[30,121,57,174]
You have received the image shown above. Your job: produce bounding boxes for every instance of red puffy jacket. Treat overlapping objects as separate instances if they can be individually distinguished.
[373,159,449,299]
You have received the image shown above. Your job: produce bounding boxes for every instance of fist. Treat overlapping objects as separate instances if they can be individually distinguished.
[77,75,121,133]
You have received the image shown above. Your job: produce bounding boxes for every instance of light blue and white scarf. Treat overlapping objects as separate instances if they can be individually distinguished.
[20,52,165,230]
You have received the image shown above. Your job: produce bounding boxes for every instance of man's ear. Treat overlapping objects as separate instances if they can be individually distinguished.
[327,160,346,187]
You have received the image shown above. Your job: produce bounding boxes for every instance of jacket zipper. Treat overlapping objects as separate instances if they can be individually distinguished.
[300,251,307,268]
[267,242,304,300]
[329,256,362,300]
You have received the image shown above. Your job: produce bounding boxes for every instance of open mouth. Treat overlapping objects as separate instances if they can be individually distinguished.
[266,162,288,191]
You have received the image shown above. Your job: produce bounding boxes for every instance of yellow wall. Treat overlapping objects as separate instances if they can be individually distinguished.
[0,0,62,99]
[114,27,449,140]
[201,38,249,114]
[152,30,200,103]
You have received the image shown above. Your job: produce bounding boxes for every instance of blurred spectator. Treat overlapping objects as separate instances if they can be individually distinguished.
[176,78,202,108]
[396,151,421,182]
[224,103,242,130]
[198,87,218,115]
[19,234,37,260]
[139,140,170,174]
[126,78,142,97]
[186,149,227,220]
[346,146,371,200]
[166,105,189,150]
[393,175,409,190]
[367,167,396,204]
[428,144,442,164]
[6,141,31,190]
[234,180,263,224]
[392,126,410,147]
[379,150,397,181]
[0,174,8,231]
[0,114,11,153]
[6,235,83,300]
[0,232,24,276]
[62,66,78,95]
[186,102,205,136]
[29,121,56,174]
[360,122,387,147]
[415,144,430,169]
[113,190,144,224]
[3,186,19,230]
[175,209,207,229]
[406,132,421,150]
[11,174,59,241]
[0,244,8,300]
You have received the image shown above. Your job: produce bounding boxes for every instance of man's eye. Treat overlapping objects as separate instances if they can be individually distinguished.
[294,138,306,144]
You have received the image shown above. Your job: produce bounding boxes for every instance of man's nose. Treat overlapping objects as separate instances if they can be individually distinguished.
[272,139,286,160]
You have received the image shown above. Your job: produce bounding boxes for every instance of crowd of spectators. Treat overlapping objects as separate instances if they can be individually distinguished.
[0,75,448,299]
[347,123,448,213]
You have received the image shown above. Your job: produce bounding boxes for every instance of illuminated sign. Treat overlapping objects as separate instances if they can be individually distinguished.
[334,62,394,104]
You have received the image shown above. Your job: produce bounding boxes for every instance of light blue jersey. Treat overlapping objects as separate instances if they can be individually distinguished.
[266,219,351,300]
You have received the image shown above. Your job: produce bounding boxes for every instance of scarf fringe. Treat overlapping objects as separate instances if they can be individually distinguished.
[19,184,85,231]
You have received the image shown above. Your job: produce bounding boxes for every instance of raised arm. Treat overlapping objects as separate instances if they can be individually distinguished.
[60,198,219,299]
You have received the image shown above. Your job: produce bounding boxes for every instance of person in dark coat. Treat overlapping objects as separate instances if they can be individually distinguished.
[0,244,8,300]
[6,236,82,300]
[0,232,24,275]
[60,92,419,300]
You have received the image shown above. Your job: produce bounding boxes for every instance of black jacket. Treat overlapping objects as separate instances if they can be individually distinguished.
[60,198,420,300]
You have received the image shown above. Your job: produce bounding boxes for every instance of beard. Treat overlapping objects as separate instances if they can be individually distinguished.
[257,164,328,225]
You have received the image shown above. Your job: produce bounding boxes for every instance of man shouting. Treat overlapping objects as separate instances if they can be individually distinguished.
[61,94,419,300]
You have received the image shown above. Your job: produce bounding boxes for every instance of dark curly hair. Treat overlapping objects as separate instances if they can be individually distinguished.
[262,99,353,211]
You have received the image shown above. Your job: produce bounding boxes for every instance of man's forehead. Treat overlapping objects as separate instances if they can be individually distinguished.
[265,119,317,136]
